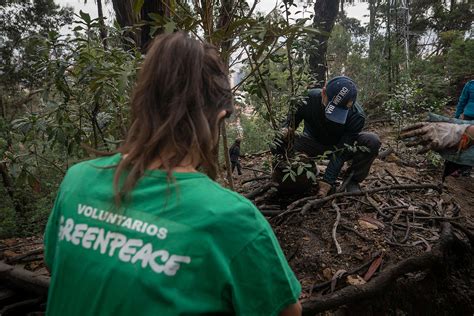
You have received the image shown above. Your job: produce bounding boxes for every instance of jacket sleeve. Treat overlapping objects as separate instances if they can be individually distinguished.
[455,82,470,118]
[323,116,365,184]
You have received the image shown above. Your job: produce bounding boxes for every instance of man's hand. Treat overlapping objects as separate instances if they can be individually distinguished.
[400,122,470,153]
[280,127,294,141]
[317,181,332,198]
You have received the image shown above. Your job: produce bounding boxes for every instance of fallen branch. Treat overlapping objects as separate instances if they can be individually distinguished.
[384,168,401,185]
[331,201,342,255]
[301,183,442,215]
[6,248,43,264]
[244,182,276,199]
[0,262,50,295]
[241,167,270,175]
[302,223,456,315]
[241,176,271,184]
[339,223,371,242]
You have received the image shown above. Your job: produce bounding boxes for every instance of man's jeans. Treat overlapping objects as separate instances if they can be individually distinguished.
[292,132,381,183]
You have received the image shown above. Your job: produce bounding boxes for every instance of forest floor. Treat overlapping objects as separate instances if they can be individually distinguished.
[233,122,473,315]
[0,122,473,315]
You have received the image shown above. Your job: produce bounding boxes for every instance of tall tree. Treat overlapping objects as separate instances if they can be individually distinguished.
[367,0,379,59]
[308,0,340,87]
[111,0,171,51]
[96,0,108,48]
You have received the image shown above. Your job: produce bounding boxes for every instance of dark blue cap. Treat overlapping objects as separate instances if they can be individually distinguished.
[324,76,357,124]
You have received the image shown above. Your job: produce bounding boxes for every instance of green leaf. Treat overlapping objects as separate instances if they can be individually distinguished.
[133,0,145,13]
[282,173,290,182]
[79,10,91,24]
[163,21,176,34]
[290,173,296,182]
[297,165,304,175]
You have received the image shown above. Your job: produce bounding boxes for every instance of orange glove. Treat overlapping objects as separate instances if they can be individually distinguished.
[459,127,474,151]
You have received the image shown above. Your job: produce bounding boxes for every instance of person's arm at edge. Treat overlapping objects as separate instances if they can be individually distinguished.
[279,301,302,316]
[455,82,469,119]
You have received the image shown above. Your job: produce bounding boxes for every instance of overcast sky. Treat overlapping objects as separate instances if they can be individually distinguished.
[56,0,370,27]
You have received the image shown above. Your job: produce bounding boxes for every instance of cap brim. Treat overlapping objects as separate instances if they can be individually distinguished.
[325,102,349,124]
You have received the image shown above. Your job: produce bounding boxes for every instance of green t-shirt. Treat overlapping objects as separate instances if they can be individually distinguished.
[44,154,301,316]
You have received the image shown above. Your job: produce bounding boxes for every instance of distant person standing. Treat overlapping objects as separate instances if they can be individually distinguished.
[451,79,474,176]
[455,79,474,121]
[229,139,242,175]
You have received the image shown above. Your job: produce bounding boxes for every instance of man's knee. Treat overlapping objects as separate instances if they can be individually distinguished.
[358,132,381,155]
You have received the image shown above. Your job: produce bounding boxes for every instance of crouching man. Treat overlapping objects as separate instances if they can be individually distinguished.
[278,76,381,196]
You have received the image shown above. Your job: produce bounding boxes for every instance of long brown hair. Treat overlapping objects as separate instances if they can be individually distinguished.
[113,32,233,204]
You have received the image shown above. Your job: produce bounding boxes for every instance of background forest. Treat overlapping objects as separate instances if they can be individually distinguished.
[0,0,473,237]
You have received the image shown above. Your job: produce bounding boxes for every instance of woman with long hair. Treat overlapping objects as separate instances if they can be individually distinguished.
[44,32,301,316]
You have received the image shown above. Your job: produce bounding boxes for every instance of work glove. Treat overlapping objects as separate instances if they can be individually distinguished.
[317,181,332,198]
[400,122,470,154]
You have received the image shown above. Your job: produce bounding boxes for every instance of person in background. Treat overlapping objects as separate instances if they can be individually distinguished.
[448,79,474,177]
[455,79,474,121]
[229,138,242,175]
[44,32,301,316]
[278,76,381,196]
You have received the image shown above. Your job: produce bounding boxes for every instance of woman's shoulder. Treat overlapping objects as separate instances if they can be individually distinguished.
[200,179,257,211]
[61,154,120,185]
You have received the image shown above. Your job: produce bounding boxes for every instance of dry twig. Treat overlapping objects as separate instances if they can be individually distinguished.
[331,201,342,255]
[301,183,441,215]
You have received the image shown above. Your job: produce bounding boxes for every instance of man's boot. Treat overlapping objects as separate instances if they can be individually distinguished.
[345,181,361,193]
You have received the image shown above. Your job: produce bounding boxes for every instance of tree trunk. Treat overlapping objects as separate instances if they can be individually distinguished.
[140,0,170,51]
[368,0,377,59]
[386,0,392,92]
[111,0,139,48]
[217,0,235,190]
[111,0,171,51]
[96,0,108,48]
[308,0,340,87]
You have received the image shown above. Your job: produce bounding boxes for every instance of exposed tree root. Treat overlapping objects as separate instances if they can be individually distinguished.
[244,182,276,199]
[302,222,468,315]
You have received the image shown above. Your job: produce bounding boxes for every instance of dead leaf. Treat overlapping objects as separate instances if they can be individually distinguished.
[358,219,379,230]
[322,268,333,280]
[346,274,366,285]
[364,255,384,281]
[359,215,385,229]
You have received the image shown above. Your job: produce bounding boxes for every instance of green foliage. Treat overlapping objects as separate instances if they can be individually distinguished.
[384,79,447,126]
[281,153,317,183]
[0,6,141,236]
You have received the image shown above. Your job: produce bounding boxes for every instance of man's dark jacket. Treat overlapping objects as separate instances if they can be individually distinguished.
[284,89,366,184]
